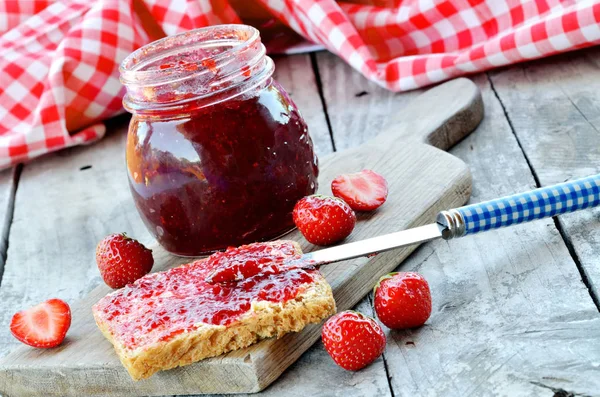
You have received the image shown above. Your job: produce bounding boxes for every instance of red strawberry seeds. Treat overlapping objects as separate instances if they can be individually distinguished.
[10,298,71,348]
[293,195,356,246]
[322,310,386,371]
[331,169,388,211]
[96,233,154,289]
[374,272,432,329]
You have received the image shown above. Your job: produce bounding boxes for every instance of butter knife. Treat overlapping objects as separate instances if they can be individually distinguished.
[207,174,600,283]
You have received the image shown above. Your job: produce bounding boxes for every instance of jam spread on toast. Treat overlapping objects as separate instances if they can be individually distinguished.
[94,241,317,349]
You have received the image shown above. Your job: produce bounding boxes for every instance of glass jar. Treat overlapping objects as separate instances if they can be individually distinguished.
[120,25,318,256]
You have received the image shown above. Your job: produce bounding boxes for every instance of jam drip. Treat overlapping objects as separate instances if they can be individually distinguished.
[94,241,318,350]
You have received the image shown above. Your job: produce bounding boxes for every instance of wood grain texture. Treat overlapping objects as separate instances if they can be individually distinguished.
[487,47,600,305]
[316,51,483,151]
[380,75,600,397]
[0,78,482,396]
[0,167,19,279]
[0,123,152,361]
[316,51,422,150]
[316,50,600,396]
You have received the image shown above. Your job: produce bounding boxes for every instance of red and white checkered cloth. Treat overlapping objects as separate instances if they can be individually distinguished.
[1,0,599,169]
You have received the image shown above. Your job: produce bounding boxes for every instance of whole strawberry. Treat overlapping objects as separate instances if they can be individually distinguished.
[293,195,356,245]
[322,311,386,371]
[96,233,153,289]
[10,298,71,348]
[374,272,432,329]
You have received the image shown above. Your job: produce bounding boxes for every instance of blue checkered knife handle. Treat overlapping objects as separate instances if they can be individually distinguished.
[437,174,600,239]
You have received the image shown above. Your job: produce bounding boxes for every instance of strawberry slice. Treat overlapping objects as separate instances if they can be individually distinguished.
[10,298,72,348]
[331,169,388,211]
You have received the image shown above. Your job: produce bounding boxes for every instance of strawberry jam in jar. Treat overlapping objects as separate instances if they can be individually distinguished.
[121,25,318,256]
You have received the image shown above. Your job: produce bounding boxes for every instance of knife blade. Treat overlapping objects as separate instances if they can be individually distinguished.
[293,223,442,268]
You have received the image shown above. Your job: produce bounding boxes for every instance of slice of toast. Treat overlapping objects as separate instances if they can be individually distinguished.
[93,240,336,380]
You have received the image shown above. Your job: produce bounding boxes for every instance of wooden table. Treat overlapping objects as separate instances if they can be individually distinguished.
[1,47,599,397]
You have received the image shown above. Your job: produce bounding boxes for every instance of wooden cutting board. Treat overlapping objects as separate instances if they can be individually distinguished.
[0,78,482,397]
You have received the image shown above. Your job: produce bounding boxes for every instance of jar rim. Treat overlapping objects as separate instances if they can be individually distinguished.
[120,24,273,113]
[120,24,260,86]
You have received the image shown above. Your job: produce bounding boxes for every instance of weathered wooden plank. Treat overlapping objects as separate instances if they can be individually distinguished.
[316,50,483,153]
[315,52,422,150]
[0,166,19,280]
[0,123,149,359]
[487,47,600,306]
[315,48,600,396]
[379,75,600,396]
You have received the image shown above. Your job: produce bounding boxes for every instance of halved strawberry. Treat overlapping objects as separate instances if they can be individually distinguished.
[10,298,72,348]
[331,169,388,211]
